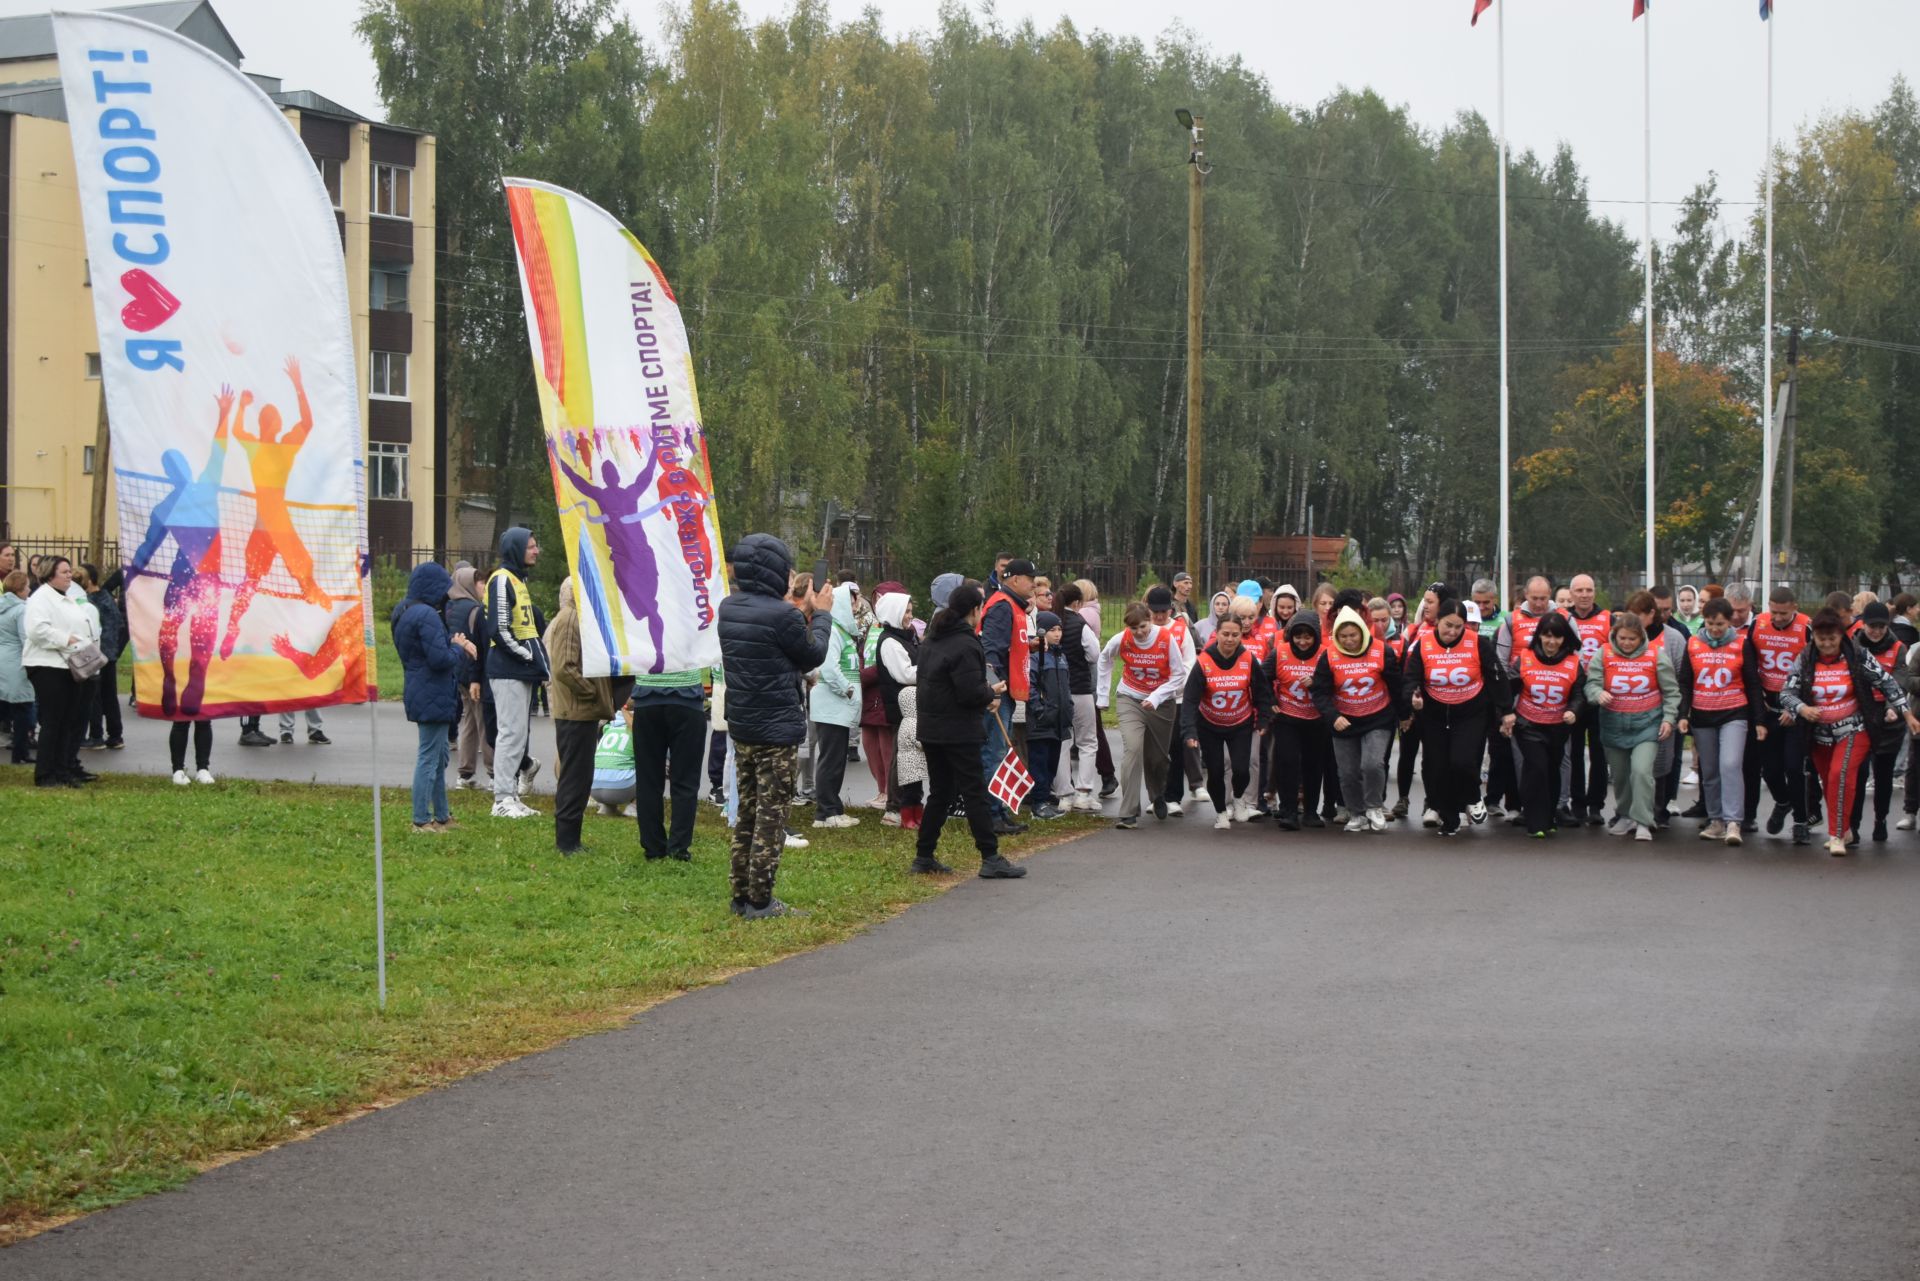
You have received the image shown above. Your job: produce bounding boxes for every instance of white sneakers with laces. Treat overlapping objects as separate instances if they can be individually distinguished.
[492,797,538,819]
[1421,808,1440,828]
[172,769,190,786]
[1343,815,1370,834]
[194,769,216,785]
[1367,807,1388,832]
[1213,812,1231,830]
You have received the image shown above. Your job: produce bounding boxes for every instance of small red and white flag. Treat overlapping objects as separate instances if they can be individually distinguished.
[1471,0,1492,24]
[988,748,1035,814]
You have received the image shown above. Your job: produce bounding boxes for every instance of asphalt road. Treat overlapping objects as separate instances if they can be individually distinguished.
[8,806,1919,1280]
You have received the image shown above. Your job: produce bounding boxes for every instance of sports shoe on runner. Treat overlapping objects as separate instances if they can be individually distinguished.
[1633,825,1653,841]
[194,768,216,785]
[1897,814,1916,831]
[172,769,190,786]
[1421,808,1440,828]
[1724,827,1743,847]
[812,814,860,830]
[1213,812,1231,830]
[1607,817,1635,837]
[1343,815,1369,834]
[1699,821,1727,841]
[280,731,294,745]
[491,797,537,819]
[1165,801,1185,817]
[783,829,810,849]
[1826,835,1848,857]
[1367,808,1388,832]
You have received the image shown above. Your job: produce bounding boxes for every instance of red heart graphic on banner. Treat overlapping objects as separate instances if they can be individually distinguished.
[120,268,181,333]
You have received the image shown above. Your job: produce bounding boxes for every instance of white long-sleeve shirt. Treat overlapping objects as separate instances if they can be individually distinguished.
[879,634,918,686]
[1097,624,1188,710]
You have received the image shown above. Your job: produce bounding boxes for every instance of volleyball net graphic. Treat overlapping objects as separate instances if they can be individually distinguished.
[116,464,368,602]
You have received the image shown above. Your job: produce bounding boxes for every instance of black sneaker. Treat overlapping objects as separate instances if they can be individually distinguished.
[1873,819,1888,842]
[1681,800,1708,820]
[908,855,953,875]
[1391,797,1410,820]
[1114,816,1138,831]
[1302,813,1326,829]
[708,786,725,807]
[308,730,331,745]
[978,855,1028,879]
[1099,777,1118,799]
[239,729,274,748]
[556,844,587,857]
[668,849,692,862]
[280,731,294,744]
[990,816,1026,836]
[1791,823,1811,846]
[729,898,747,917]
[105,739,124,750]
[1276,810,1301,831]
[1030,803,1063,820]
[740,898,802,919]
[1557,806,1579,827]
[1808,805,1824,828]
[1152,799,1167,821]
[1766,805,1788,836]
[81,738,107,751]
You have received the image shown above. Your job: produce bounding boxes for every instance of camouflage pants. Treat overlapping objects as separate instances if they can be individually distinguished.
[731,743,798,906]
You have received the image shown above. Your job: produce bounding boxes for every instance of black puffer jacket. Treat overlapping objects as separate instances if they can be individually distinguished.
[916,610,997,745]
[717,534,831,746]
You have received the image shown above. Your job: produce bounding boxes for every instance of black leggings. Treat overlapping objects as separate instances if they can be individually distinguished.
[1396,717,1422,802]
[1194,719,1254,811]
[170,720,213,772]
[1513,721,1571,834]
[27,667,79,785]
[1268,715,1327,819]
[1850,726,1904,832]
[1418,704,1488,829]
[917,740,998,861]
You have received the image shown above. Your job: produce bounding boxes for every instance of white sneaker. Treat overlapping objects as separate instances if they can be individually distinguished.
[1421,808,1440,828]
[172,769,191,786]
[811,813,860,830]
[1467,802,1488,824]
[621,804,636,818]
[864,794,887,810]
[1187,787,1205,805]
[1344,815,1369,833]
[1898,814,1916,831]
[1233,800,1254,823]
[1166,801,1185,817]
[593,801,613,816]
[194,768,216,785]
[1077,793,1098,812]
[783,830,810,849]
[491,798,537,819]
[880,810,902,828]
[1607,817,1635,836]
[1213,812,1232,830]
[1332,806,1350,824]
[1682,769,1699,787]
[1826,835,1847,856]
[1634,825,1654,841]
[1367,807,1388,832]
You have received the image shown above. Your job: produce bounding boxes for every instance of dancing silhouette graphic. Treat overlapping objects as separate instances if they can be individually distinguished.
[550,439,667,672]
[132,385,239,717]
[220,357,330,659]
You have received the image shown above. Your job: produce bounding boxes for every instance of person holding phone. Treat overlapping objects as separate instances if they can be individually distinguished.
[719,535,835,918]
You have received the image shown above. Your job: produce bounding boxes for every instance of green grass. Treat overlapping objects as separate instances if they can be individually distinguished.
[0,772,1097,1234]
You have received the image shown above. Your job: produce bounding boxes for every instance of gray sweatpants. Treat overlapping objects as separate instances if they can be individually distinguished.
[1115,695,1177,820]
[490,678,534,801]
[1692,721,1748,824]
[1332,726,1392,813]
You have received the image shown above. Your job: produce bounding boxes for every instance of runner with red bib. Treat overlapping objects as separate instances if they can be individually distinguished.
[1750,586,1814,845]
[1781,608,1918,856]
[1500,611,1586,838]
[1266,613,1332,831]
[1403,599,1507,837]
[1674,597,1764,846]
[1097,601,1190,830]
[1586,612,1678,842]
[1850,601,1911,842]
[1565,573,1614,826]
[1311,605,1406,834]
[1147,585,1202,816]
[1180,617,1275,830]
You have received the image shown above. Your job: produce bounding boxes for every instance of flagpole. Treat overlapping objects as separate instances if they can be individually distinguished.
[1760,3,1775,604]
[1642,3,1657,588]
[371,694,387,1009]
[1496,0,1511,615]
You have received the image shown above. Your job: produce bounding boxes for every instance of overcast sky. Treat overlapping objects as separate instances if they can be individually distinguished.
[25,0,1914,243]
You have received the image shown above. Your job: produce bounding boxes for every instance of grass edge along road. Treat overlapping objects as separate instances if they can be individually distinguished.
[1,773,1099,1241]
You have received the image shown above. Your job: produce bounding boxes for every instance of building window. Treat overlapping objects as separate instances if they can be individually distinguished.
[470,423,497,468]
[370,265,409,313]
[85,352,101,379]
[369,441,409,501]
[83,445,96,475]
[371,162,411,219]
[370,350,409,400]
[315,156,343,211]
[83,257,91,287]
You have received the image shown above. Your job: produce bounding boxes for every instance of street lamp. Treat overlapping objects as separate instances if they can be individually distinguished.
[1177,107,1205,584]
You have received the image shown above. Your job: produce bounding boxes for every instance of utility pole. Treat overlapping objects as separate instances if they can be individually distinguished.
[86,387,111,572]
[1777,325,1801,578]
[1178,108,1207,583]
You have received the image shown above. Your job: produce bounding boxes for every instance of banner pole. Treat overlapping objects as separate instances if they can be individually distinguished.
[1642,5,1657,588]
[1760,6,1775,604]
[1496,0,1511,614]
[371,693,387,1009]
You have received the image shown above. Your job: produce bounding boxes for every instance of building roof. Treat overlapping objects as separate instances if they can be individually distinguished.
[0,2,242,66]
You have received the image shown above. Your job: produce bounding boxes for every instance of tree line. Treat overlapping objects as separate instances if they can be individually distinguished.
[357,0,1920,593]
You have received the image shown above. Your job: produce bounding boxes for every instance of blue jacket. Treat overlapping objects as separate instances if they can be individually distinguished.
[393,562,461,724]
[718,533,832,746]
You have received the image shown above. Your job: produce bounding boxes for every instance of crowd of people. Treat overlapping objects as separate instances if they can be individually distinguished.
[12,529,1920,915]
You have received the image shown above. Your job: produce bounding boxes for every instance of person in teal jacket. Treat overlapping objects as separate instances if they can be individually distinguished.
[809,582,863,827]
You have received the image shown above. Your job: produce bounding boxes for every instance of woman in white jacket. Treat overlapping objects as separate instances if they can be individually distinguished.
[23,556,94,788]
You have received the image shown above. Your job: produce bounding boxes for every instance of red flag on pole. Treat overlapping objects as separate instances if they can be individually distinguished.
[1472,0,1492,24]
[1633,0,1648,16]
[988,748,1036,814]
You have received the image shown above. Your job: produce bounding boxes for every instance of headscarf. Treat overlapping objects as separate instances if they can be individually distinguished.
[448,565,481,604]
[875,591,911,630]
